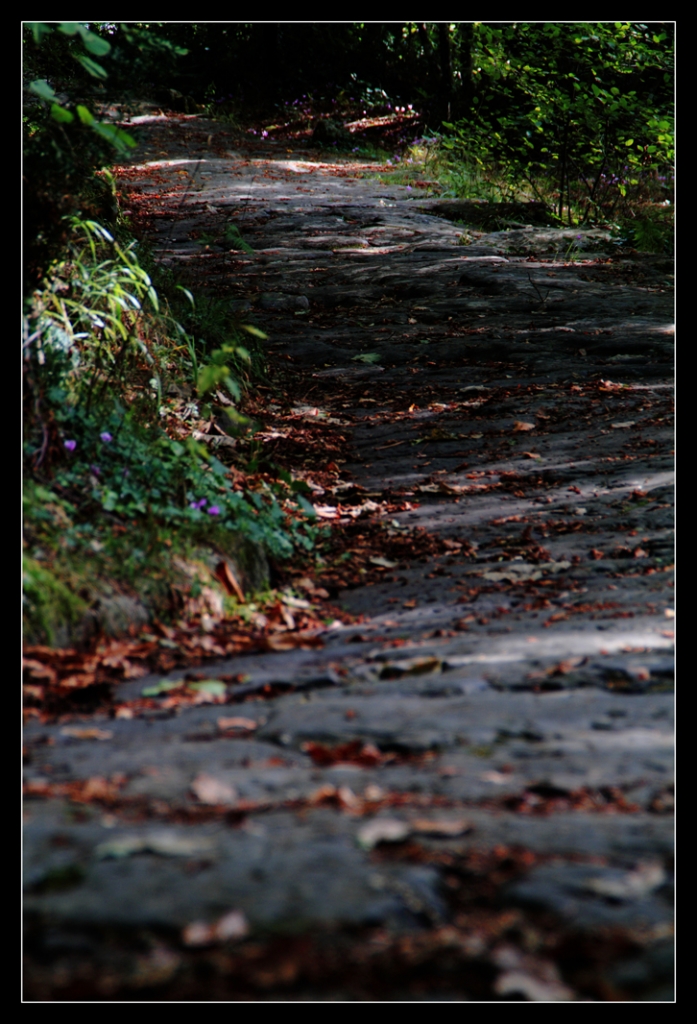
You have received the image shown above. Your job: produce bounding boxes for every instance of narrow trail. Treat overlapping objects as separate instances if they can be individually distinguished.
[24,114,674,1001]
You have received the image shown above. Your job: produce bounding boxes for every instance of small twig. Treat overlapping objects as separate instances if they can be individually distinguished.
[162,158,204,245]
[527,273,550,306]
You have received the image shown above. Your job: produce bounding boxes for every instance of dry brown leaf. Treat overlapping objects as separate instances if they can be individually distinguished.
[217,716,258,732]
[58,674,97,689]
[182,909,249,947]
[190,773,238,805]
[60,727,113,741]
[410,817,472,837]
[356,818,410,850]
[22,659,58,686]
[214,560,245,601]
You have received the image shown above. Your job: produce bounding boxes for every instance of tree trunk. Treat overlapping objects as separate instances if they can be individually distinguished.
[455,23,475,118]
[437,23,452,122]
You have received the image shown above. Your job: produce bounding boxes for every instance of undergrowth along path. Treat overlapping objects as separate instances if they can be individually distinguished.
[24,114,674,1002]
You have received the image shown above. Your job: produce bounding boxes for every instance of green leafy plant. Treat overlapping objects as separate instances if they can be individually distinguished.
[435,23,673,225]
[26,23,137,154]
[23,208,318,645]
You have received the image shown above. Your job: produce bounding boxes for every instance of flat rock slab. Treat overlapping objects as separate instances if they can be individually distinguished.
[24,114,673,1001]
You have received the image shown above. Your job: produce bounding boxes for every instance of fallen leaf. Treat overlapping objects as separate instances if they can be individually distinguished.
[611,421,636,429]
[481,771,512,784]
[337,786,363,812]
[141,679,184,697]
[188,680,227,696]
[181,922,214,948]
[512,421,536,432]
[581,862,665,900]
[303,741,383,768]
[217,716,258,732]
[214,560,245,601]
[410,817,472,836]
[402,599,417,608]
[379,655,441,678]
[190,773,238,805]
[58,674,97,689]
[264,632,324,651]
[478,561,569,585]
[356,818,411,850]
[352,353,382,364]
[364,784,385,800]
[494,970,574,1002]
[215,909,249,941]
[60,727,113,741]
[81,776,115,799]
[96,832,216,859]
[313,504,339,518]
[369,556,399,568]
[23,659,58,686]
[308,783,339,804]
[282,594,312,609]
[182,909,249,947]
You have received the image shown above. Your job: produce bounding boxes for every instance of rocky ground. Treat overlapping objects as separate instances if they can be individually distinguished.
[23,112,674,1001]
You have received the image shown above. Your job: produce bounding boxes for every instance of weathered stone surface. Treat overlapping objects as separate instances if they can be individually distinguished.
[23,115,673,1000]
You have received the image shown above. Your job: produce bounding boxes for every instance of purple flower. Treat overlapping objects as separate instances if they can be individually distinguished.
[90,465,101,475]
[64,440,77,451]
[407,185,412,190]
[207,505,221,516]
[189,498,208,509]
[100,432,113,443]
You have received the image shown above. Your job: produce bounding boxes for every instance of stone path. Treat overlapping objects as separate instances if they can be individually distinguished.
[23,115,674,1001]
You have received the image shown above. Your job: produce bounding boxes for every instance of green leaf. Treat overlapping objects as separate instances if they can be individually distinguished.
[296,495,318,519]
[28,23,53,43]
[141,679,183,696]
[187,680,227,696]
[74,53,108,79]
[76,26,111,56]
[351,352,381,364]
[91,122,137,152]
[50,104,74,123]
[624,138,634,146]
[57,23,80,35]
[176,285,195,308]
[240,324,268,340]
[76,104,94,125]
[29,79,56,101]
[197,362,231,395]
